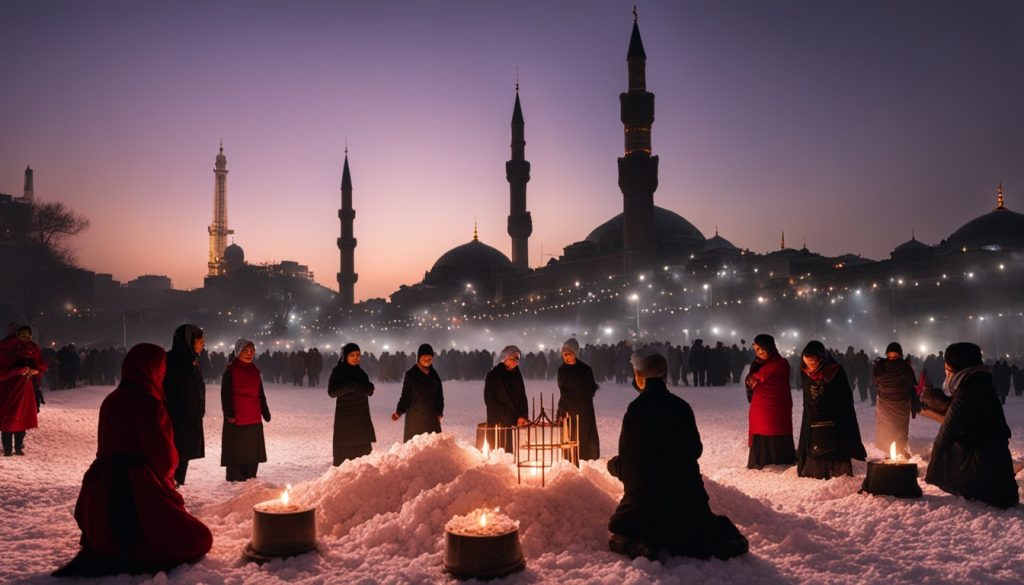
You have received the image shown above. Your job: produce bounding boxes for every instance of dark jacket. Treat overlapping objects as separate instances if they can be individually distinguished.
[872,357,915,452]
[556,360,600,460]
[797,359,867,472]
[163,326,205,461]
[328,361,377,449]
[923,369,1019,508]
[396,365,444,442]
[484,364,529,426]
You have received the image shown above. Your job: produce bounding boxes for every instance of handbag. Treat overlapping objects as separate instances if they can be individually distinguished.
[808,420,838,455]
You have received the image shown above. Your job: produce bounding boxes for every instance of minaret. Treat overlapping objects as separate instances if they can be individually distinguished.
[506,80,532,269]
[22,166,33,202]
[207,142,233,277]
[337,150,358,306]
[996,182,1006,210]
[618,9,658,273]
[780,231,786,250]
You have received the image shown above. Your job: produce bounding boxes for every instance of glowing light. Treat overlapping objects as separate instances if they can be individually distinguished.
[711,327,720,335]
[603,327,613,335]
[629,293,639,301]
[480,512,487,528]
[281,483,292,505]
[482,439,490,458]
[890,442,898,461]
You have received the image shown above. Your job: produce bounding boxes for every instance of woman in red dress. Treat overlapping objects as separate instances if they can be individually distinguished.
[744,333,796,469]
[54,343,212,577]
[0,325,47,456]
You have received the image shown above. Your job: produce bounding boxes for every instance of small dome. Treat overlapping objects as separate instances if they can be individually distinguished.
[893,237,929,254]
[585,206,705,248]
[702,233,737,253]
[224,243,244,263]
[947,207,1024,251]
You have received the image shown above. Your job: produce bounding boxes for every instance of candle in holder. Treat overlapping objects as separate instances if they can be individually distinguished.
[444,508,525,579]
[861,442,922,499]
[246,484,318,561]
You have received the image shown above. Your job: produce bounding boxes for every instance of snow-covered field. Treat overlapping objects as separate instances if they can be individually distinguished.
[2,379,1022,584]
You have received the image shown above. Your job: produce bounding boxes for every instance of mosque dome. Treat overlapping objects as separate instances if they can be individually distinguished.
[701,231,738,253]
[224,243,244,263]
[424,238,514,287]
[585,205,705,250]
[946,186,1024,251]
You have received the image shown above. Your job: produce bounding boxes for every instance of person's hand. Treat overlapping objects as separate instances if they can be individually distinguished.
[438,416,443,422]
[517,417,528,427]
[391,412,401,421]
[262,410,271,423]
[18,366,29,376]
[26,368,39,376]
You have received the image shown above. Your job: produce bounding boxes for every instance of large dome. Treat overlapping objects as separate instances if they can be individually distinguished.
[430,239,512,272]
[946,207,1024,251]
[585,205,705,249]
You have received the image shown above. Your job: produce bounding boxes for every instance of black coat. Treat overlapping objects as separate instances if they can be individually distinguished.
[608,379,739,553]
[872,357,915,452]
[924,369,1019,508]
[797,360,867,472]
[163,329,205,461]
[484,364,529,426]
[556,360,600,460]
[396,365,444,442]
[328,362,377,453]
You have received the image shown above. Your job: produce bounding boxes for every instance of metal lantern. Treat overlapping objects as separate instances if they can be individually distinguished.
[514,394,579,486]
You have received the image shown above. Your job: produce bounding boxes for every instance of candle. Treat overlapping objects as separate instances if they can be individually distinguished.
[247,483,317,560]
[862,443,921,499]
[444,508,525,579]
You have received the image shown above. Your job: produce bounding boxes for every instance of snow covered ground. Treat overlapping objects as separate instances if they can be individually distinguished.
[2,379,1022,584]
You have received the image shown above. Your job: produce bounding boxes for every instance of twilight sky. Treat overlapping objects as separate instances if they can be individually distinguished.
[2,1,1022,301]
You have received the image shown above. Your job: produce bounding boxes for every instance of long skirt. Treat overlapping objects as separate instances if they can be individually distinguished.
[220,422,267,467]
[798,455,853,479]
[747,435,796,469]
[333,443,372,466]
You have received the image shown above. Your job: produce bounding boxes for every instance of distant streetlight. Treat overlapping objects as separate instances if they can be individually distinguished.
[629,293,640,335]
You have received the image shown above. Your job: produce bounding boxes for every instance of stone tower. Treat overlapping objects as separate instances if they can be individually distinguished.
[337,150,358,306]
[506,83,532,269]
[22,166,33,202]
[207,142,233,277]
[618,12,658,273]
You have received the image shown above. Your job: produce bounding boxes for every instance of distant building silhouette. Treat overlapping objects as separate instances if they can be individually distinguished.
[506,82,532,269]
[22,166,33,202]
[337,150,358,306]
[207,142,234,277]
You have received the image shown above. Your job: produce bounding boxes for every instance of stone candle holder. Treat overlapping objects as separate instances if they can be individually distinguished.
[444,508,525,579]
[861,444,922,499]
[245,485,317,561]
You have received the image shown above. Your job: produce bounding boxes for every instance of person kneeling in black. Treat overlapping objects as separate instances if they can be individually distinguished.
[607,351,749,561]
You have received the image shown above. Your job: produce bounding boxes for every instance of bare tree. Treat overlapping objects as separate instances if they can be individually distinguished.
[29,201,90,259]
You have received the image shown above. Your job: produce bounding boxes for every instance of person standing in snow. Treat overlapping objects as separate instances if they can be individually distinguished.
[744,334,796,469]
[54,343,212,577]
[556,338,600,460]
[796,341,867,479]
[220,339,271,482]
[328,343,377,465]
[162,324,206,486]
[0,325,47,456]
[483,345,529,451]
[607,350,748,561]
[872,342,916,458]
[391,343,444,442]
[921,342,1019,508]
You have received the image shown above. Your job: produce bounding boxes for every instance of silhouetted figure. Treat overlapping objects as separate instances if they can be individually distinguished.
[796,341,866,479]
[556,338,600,460]
[392,344,443,442]
[872,342,915,457]
[328,343,376,465]
[163,325,206,486]
[0,326,46,456]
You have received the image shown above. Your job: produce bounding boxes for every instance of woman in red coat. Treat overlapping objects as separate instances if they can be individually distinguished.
[54,343,212,577]
[744,334,796,469]
[0,325,47,456]
[221,338,271,481]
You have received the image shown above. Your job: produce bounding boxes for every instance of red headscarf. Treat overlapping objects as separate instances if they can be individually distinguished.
[120,343,167,400]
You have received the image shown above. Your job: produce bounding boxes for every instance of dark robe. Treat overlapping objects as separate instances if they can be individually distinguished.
[607,378,747,560]
[872,357,915,454]
[163,326,205,462]
[396,364,444,442]
[484,364,529,426]
[797,359,867,479]
[56,344,211,577]
[556,360,600,460]
[923,368,1019,508]
[328,361,376,465]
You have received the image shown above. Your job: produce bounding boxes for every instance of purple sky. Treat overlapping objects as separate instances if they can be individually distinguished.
[2,1,1022,301]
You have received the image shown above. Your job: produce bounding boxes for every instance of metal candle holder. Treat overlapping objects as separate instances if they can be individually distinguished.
[514,394,579,487]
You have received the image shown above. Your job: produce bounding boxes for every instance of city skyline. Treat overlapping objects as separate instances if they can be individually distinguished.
[2,1,1022,301]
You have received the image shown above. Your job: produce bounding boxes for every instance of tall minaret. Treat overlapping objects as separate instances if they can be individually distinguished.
[618,9,658,273]
[22,166,33,202]
[337,149,357,306]
[207,142,233,277]
[506,80,532,269]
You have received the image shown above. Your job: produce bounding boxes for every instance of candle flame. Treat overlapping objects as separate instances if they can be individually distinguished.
[482,439,490,458]
[890,442,898,462]
[480,512,487,528]
[530,467,538,477]
[281,483,292,505]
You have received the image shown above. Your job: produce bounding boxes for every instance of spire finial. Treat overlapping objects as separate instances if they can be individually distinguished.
[911,228,916,240]
[633,4,638,22]
[997,182,1005,210]
[473,219,478,242]
[219,138,223,153]
[715,225,719,237]
[802,236,807,250]
[515,68,519,93]
[781,231,786,250]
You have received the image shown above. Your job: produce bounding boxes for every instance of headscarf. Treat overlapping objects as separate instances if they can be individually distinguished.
[171,324,203,361]
[885,342,903,356]
[234,338,254,357]
[752,333,777,357]
[801,340,838,382]
[120,343,167,400]
[417,343,434,358]
[561,338,580,356]
[944,342,983,373]
[630,350,667,379]
[342,343,361,361]
[801,340,828,361]
[499,345,522,362]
